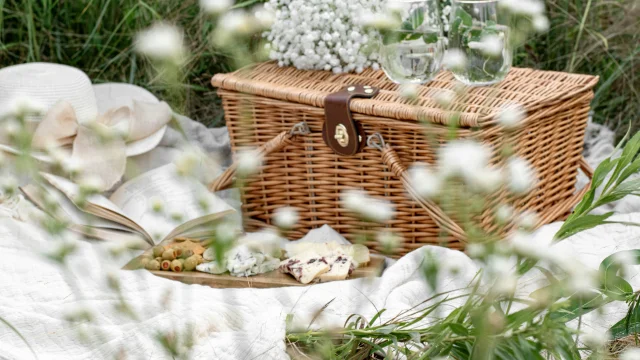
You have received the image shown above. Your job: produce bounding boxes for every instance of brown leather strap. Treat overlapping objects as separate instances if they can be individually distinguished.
[323,85,379,156]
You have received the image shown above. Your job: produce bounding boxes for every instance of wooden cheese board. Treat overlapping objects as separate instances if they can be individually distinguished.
[147,255,385,289]
[123,238,386,289]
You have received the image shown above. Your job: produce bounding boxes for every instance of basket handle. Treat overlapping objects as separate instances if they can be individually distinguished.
[208,122,310,192]
[534,157,594,227]
[367,133,468,242]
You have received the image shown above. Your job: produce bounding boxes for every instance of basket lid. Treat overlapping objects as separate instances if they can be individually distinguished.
[212,62,599,128]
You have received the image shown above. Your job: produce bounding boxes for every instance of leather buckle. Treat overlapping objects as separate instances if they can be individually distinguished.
[322,85,380,156]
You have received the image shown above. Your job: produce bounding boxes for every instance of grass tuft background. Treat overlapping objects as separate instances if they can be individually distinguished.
[0,0,638,135]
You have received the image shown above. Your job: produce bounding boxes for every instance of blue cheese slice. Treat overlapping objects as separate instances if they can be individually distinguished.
[226,244,279,277]
[279,252,330,284]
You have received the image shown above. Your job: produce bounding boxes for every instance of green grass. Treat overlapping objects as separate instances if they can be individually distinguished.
[0,0,638,135]
[514,0,640,136]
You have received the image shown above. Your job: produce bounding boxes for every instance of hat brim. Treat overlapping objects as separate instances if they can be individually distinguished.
[0,83,169,162]
[92,83,168,157]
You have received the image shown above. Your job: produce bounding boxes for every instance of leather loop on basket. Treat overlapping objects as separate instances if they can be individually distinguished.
[368,133,468,242]
[323,85,379,156]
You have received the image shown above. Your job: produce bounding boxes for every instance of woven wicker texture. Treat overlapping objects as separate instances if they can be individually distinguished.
[212,62,598,256]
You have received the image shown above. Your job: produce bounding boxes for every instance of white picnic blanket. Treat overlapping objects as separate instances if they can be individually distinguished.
[1,105,639,359]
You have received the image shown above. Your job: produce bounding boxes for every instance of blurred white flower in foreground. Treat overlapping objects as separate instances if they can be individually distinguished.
[135,23,185,63]
[78,174,105,194]
[497,102,527,129]
[273,207,299,229]
[377,232,403,253]
[517,210,538,229]
[621,348,640,360]
[236,149,263,177]
[581,328,609,350]
[342,189,395,223]
[507,157,537,194]
[434,89,456,107]
[358,11,398,31]
[252,4,276,28]
[219,10,254,35]
[0,95,45,119]
[438,140,495,187]
[409,163,441,199]
[495,204,514,223]
[200,0,233,14]
[468,35,503,57]
[499,0,545,16]
[399,84,419,101]
[613,251,637,278]
[532,15,550,32]
[442,49,467,70]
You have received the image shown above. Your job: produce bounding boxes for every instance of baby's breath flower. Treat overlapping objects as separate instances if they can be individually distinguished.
[497,102,527,129]
[236,149,263,177]
[135,23,185,64]
[621,348,640,360]
[508,230,550,259]
[506,157,537,194]
[408,163,441,199]
[581,328,609,350]
[219,10,253,35]
[199,0,233,14]
[342,189,395,223]
[273,206,299,229]
[5,118,22,137]
[442,49,467,70]
[266,0,381,73]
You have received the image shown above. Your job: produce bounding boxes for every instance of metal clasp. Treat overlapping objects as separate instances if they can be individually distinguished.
[334,124,349,147]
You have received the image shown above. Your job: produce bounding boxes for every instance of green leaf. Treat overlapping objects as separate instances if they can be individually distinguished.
[554,212,614,241]
[599,250,638,299]
[455,7,473,27]
[369,309,386,326]
[618,155,640,184]
[423,33,438,44]
[448,323,469,336]
[409,7,425,29]
[604,130,640,192]
[610,293,640,339]
[597,178,640,205]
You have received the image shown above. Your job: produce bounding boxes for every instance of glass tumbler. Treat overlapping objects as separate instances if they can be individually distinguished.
[447,0,512,86]
[379,0,444,84]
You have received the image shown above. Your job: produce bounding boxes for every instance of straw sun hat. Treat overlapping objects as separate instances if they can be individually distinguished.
[0,62,171,190]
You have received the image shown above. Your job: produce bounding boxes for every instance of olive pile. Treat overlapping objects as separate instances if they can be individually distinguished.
[140,245,204,272]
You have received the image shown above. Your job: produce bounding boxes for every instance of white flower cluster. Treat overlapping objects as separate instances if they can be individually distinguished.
[135,22,185,64]
[264,0,382,74]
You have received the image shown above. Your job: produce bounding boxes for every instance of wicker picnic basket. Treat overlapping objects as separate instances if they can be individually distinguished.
[210,62,598,256]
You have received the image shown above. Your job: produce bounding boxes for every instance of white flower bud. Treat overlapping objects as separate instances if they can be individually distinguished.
[497,102,526,129]
[135,23,185,63]
[621,348,640,360]
[342,189,395,223]
[199,0,233,14]
[273,206,299,229]
[408,163,441,199]
[236,149,263,177]
[506,157,537,194]
[442,49,467,70]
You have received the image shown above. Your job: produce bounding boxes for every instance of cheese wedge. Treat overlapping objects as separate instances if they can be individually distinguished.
[284,242,370,267]
[318,254,355,282]
[279,252,330,284]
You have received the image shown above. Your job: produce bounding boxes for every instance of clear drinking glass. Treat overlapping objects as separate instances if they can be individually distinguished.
[447,0,512,86]
[379,0,444,84]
